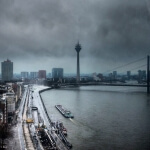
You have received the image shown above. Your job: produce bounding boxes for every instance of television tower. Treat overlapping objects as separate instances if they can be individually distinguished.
[75,42,82,84]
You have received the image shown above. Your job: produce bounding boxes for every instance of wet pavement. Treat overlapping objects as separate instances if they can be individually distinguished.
[5,116,23,150]
[6,85,69,150]
[32,85,69,150]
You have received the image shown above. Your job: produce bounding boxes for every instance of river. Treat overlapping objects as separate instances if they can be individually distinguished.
[41,86,150,150]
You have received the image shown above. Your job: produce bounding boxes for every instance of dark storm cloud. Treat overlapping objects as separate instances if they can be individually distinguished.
[0,0,77,58]
[87,0,150,60]
[0,0,149,72]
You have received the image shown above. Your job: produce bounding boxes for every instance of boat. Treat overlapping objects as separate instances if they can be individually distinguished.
[55,105,74,118]
[51,121,67,135]
[56,121,67,135]
[51,120,72,148]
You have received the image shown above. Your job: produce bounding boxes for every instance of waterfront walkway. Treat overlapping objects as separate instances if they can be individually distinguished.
[32,85,68,150]
[6,85,69,150]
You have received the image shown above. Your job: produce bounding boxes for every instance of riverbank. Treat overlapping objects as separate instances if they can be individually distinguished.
[6,84,67,150]
[39,87,52,125]
[4,85,69,150]
[32,85,69,150]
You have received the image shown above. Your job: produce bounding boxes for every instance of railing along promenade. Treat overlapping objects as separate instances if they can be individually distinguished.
[38,88,69,150]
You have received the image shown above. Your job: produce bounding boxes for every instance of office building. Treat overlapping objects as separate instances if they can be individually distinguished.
[21,72,29,79]
[1,59,13,82]
[38,70,46,79]
[52,68,63,79]
[30,72,38,79]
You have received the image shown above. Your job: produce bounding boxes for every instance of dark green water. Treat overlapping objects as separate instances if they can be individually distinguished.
[41,86,150,150]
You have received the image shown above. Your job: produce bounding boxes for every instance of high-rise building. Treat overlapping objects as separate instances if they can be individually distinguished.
[1,59,13,82]
[30,72,38,79]
[38,70,46,79]
[52,68,63,79]
[21,72,29,79]
[75,42,81,83]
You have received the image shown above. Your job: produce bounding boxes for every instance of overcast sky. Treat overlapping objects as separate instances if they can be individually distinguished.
[0,0,150,74]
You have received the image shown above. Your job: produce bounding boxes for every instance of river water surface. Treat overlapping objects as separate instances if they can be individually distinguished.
[41,86,150,150]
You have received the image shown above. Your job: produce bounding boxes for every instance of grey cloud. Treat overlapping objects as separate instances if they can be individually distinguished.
[0,0,149,72]
[91,0,150,56]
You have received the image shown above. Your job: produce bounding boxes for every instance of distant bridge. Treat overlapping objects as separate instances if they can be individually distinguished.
[60,82,147,87]
[54,55,150,93]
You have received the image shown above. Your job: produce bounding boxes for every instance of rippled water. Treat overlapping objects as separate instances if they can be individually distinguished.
[41,86,150,150]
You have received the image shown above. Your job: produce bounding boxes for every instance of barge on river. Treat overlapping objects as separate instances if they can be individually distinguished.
[55,105,74,118]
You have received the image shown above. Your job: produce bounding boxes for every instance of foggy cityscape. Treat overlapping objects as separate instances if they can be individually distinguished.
[0,0,150,150]
[0,0,150,73]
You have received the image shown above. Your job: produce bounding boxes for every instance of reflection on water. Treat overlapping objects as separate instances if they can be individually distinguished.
[41,86,150,150]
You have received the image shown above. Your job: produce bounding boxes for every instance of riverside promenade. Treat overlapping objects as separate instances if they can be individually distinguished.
[31,85,69,150]
[6,85,69,150]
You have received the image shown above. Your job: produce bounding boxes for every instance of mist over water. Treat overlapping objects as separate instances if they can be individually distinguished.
[41,86,150,150]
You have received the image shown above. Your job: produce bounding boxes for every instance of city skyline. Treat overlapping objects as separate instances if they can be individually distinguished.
[0,59,148,76]
[0,0,150,73]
